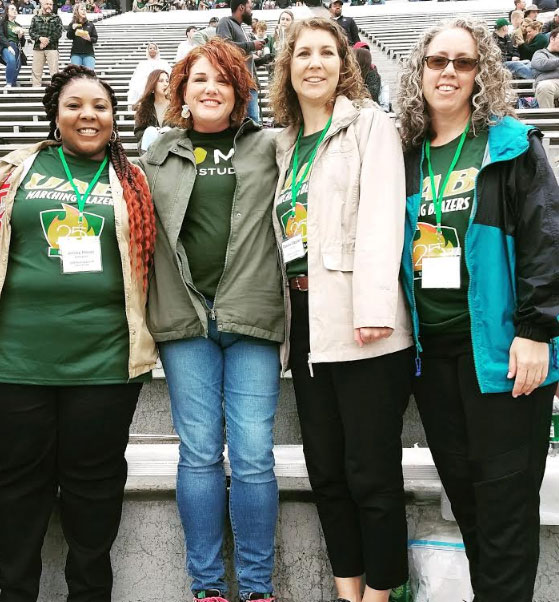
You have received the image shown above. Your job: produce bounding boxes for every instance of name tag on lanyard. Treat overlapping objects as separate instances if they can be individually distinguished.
[58,236,103,274]
[282,234,305,263]
[421,248,461,289]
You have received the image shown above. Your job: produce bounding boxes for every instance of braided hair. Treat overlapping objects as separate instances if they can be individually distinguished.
[43,65,155,291]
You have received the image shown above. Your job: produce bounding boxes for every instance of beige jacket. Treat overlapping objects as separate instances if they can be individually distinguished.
[273,96,413,367]
[0,141,157,379]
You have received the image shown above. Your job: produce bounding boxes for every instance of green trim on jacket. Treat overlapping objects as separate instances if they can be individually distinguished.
[138,120,285,344]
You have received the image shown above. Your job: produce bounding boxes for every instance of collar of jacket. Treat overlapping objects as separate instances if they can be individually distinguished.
[143,117,261,166]
[0,140,56,170]
[275,95,361,154]
[485,114,538,165]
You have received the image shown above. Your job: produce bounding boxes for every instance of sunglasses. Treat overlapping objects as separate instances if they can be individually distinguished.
[424,55,479,72]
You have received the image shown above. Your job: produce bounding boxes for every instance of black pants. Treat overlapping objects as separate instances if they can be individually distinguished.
[0,383,141,602]
[414,335,554,602]
[289,290,413,590]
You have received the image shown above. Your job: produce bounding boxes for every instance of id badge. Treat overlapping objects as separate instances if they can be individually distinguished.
[422,248,461,289]
[58,236,103,274]
[282,234,305,263]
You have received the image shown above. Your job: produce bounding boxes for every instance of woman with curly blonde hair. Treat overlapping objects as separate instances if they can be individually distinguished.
[398,17,559,602]
[270,17,413,602]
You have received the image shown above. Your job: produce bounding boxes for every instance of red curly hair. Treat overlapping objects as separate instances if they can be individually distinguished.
[43,65,156,291]
[167,37,256,129]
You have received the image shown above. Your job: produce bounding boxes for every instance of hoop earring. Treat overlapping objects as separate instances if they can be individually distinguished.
[54,127,61,142]
[110,129,118,143]
[181,103,190,119]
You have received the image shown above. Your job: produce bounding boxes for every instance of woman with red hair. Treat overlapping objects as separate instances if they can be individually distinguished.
[138,38,284,602]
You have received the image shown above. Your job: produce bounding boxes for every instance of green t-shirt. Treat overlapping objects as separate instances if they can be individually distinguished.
[413,130,488,336]
[275,129,321,279]
[7,21,21,44]
[180,129,236,299]
[0,146,147,385]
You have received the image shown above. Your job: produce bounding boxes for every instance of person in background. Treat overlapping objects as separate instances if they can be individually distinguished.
[67,2,97,70]
[0,4,26,88]
[518,18,547,59]
[0,63,156,602]
[29,0,62,87]
[543,7,559,31]
[18,0,37,13]
[133,68,170,152]
[191,15,218,44]
[525,3,541,19]
[216,0,264,123]
[532,28,559,106]
[494,17,534,78]
[353,46,381,102]
[175,25,197,62]
[271,9,293,55]
[270,17,413,602]
[510,8,525,43]
[60,0,73,11]
[127,42,171,106]
[534,0,558,12]
[329,0,359,45]
[138,38,283,602]
[398,17,559,602]
[510,0,526,20]
[253,20,273,62]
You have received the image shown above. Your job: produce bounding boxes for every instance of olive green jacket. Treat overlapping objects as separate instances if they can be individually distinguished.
[137,120,285,343]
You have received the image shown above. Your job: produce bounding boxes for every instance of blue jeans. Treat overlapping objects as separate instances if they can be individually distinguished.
[2,43,20,86]
[247,88,260,124]
[505,60,533,79]
[70,54,96,69]
[159,318,280,597]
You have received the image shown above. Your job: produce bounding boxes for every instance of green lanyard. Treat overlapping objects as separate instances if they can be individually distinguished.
[424,121,470,233]
[291,116,332,216]
[58,146,108,225]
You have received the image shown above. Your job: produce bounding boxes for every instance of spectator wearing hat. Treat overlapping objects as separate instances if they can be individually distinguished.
[544,8,559,31]
[525,3,542,19]
[495,17,535,78]
[192,16,218,45]
[329,0,359,46]
[532,27,559,106]
[175,25,197,62]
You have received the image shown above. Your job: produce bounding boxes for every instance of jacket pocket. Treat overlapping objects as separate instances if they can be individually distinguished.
[321,248,354,272]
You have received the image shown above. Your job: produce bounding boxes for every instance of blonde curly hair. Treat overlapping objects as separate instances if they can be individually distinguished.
[269,17,368,127]
[397,17,516,151]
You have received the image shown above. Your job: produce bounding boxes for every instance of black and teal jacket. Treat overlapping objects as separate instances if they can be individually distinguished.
[401,116,559,394]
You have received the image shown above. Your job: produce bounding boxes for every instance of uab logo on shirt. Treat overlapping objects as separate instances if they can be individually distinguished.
[40,203,105,258]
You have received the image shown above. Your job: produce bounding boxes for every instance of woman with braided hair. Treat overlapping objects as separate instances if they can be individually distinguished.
[0,64,156,602]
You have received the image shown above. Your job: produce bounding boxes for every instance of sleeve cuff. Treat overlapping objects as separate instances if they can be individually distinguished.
[516,322,551,343]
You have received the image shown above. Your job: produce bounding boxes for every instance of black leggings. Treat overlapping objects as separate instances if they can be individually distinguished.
[289,289,414,590]
[0,382,141,602]
[414,335,554,602]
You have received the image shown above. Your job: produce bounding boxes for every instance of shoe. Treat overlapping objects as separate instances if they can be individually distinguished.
[240,595,275,602]
[193,590,229,602]
[331,599,351,602]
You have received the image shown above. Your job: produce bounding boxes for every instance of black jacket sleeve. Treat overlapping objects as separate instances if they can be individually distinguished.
[0,22,9,51]
[88,22,98,44]
[513,131,559,342]
[349,18,360,46]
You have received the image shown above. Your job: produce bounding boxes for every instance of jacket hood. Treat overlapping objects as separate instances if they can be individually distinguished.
[275,95,371,153]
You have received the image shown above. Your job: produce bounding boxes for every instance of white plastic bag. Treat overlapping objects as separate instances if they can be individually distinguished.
[409,522,473,602]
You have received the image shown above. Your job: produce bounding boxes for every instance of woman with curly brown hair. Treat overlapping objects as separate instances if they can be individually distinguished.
[133,68,170,153]
[0,64,156,602]
[398,17,559,602]
[138,38,283,602]
[269,17,413,602]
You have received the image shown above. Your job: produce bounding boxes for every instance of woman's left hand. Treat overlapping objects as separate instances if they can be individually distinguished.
[354,327,393,347]
[507,336,549,397]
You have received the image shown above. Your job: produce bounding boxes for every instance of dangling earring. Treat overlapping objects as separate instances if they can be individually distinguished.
[110,129,118,144]
[181,103,190,119]
[54,127,61,142]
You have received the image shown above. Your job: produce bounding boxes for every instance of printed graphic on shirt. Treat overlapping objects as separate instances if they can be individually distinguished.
[412,167,476,281]
[21,168,112,258]
[193,144,235,176]
[40,203,105,257]
[276,162,310,246]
